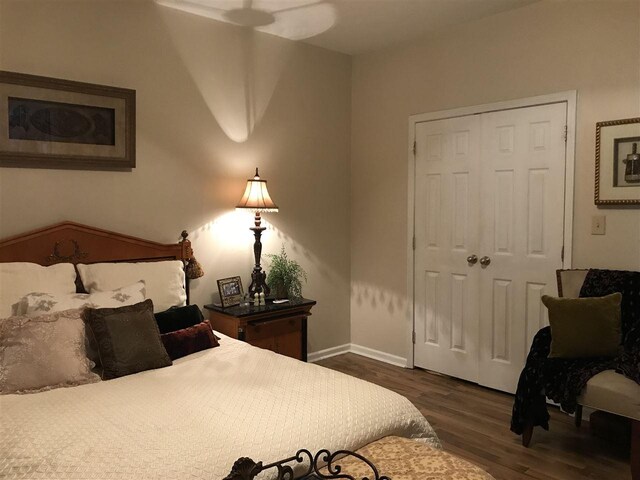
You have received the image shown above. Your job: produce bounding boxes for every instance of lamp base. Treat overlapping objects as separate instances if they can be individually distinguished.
[248,268,270,298]
[247,221,271,298]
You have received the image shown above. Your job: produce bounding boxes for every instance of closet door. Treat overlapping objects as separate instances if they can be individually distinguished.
[476,103,567,393]
[413,115,481,383]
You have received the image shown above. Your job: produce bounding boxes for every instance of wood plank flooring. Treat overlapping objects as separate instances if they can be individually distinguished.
[317,353,630,480]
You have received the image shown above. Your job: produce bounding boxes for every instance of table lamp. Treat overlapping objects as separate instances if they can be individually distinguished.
[236,168,278,297]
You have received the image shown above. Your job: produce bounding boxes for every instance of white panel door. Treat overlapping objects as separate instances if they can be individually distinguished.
[414,115,481,383]
[413,102,567,393]
[477,103,567,393]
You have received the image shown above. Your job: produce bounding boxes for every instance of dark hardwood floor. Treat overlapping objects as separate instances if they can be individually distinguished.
[317,353,630,480]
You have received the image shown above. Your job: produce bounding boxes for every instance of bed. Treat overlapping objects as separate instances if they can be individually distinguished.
[0,222,489,480]
[1,330,440,479]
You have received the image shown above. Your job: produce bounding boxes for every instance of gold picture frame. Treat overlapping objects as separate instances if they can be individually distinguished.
[217,276,244,308]
[0,71,135,171]
[595,117,640,205]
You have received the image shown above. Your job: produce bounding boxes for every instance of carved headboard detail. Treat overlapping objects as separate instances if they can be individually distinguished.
[0,221,197,299]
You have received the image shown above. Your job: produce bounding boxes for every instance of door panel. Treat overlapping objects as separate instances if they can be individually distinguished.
[477,103,567,393]
[414,115,481,383]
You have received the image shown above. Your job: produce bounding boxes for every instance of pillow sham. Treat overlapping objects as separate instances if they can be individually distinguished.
[0,262,76,319]
[14,281,147,371]
[14,281,147,317]
[542,293,622,358]
[154,304,204,334]
[160,320,219,360]
[77,261,186,313]
[83,299,172,380]
[0,309,100,394]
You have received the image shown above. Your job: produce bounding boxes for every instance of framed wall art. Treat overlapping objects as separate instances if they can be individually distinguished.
[0,71,135,170]
[217,276,244,308]
[595,117,640,205]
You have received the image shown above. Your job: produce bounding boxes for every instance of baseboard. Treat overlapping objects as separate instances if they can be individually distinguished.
[307,344,351,363]
[349,344,407,368]
[308,343,407,368]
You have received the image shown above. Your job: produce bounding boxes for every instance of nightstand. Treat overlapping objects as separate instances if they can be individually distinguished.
[204,298,316,361]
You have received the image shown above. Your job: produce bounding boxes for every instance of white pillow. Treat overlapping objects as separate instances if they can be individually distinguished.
[77,261,186,313]
[14,281,147,317]
[0,262,77,319]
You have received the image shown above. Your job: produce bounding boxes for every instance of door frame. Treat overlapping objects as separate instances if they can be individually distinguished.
[405,91,577,368]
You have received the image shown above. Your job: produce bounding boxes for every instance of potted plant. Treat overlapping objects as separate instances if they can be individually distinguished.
[265,245,307,299]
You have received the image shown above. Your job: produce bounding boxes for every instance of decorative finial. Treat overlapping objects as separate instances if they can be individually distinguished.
[180,230,188,241]
[254,167,259,179]
[633,143,638,154]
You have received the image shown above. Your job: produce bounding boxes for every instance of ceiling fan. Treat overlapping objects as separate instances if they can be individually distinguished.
[156,0,336,40]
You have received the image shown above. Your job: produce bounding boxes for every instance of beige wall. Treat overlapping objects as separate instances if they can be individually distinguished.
[0,0,352,353]
[350,0,640,358]
[2,0,639,361]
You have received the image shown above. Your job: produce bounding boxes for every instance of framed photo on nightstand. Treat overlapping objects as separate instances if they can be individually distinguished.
[217,276,244,308]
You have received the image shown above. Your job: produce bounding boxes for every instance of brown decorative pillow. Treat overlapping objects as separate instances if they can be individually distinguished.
[0,309,100,394]
[83,299,172,380]
[542,293,622,358]
[161,320,219,360]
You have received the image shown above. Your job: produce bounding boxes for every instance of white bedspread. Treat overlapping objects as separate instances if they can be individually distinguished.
[0,335,439,479]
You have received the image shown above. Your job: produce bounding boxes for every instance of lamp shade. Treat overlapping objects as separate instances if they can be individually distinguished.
[236,168,279,212]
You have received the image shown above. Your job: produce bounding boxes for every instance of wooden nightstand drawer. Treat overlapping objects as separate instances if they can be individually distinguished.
[245,316,302,342]
[245,316,303,359]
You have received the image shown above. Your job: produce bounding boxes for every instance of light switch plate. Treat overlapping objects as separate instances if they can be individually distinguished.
[591,215,606,235]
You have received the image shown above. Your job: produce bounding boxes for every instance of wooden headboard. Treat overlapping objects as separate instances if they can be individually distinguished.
[0,221,193,265]
[0,221,197,299]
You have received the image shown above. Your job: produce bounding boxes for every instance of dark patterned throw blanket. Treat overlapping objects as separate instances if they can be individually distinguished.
[511,269,640,435]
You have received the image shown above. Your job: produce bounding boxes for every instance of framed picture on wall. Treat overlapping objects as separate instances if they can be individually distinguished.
[595,117,640,205]
[0,71,135,170]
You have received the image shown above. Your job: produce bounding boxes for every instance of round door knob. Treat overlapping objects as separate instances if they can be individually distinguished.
[466,254,478,265]
[480,256,491,267]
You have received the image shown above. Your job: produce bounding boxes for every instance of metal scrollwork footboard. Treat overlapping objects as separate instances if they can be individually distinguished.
[224,448,390,480]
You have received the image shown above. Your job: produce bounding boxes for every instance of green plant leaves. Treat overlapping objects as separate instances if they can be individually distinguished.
[265,245,307,299]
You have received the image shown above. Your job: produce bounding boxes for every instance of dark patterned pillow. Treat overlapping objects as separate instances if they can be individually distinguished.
[83,299,172,380]
[154,304,204,334]
[160,320,219,360]
[579,269,640,339]
[617,322,640,384]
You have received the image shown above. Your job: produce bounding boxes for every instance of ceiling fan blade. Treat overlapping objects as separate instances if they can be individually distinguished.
[278,2,323,14]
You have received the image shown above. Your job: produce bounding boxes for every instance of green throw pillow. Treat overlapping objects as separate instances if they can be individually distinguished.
[541,293,622,359]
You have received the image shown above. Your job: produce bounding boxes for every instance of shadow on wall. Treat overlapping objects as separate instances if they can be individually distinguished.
[351,281,409,318]
[351,281,413,358]
[157,1,336,143]
[269,220,335,283]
